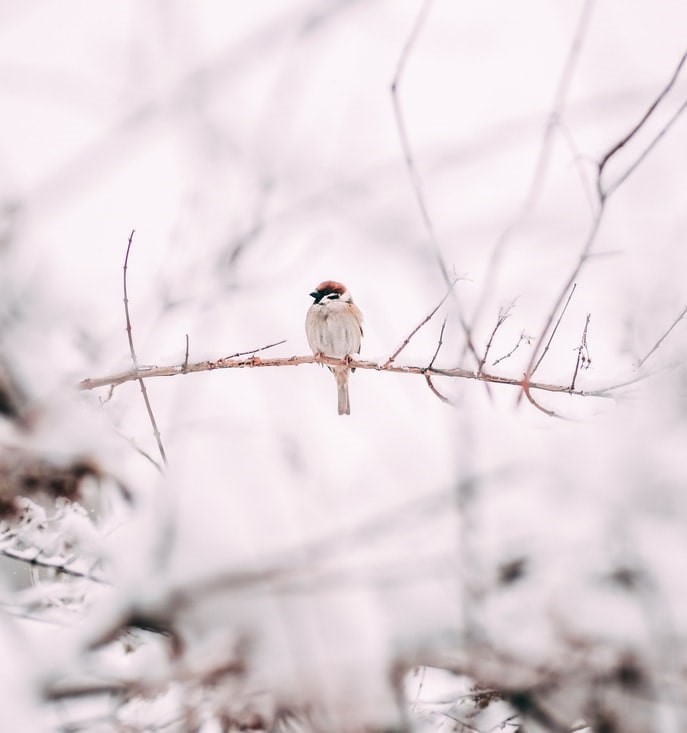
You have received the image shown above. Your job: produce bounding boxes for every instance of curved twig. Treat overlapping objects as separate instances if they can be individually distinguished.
[123,231,167,466]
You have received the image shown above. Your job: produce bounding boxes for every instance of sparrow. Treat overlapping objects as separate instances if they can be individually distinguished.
[305,280,363,415]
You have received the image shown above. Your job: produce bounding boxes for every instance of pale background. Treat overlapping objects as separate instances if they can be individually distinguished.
[0,1,686,731]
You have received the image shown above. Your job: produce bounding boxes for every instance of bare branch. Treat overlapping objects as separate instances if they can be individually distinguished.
[384,278,458,367]
[637,303,687,368]
[515,50,687,412]
[0,546,108,585]
[492,332,531,367]
[424,376,454,405]
[478,303,515,374]
[525,207,603,381]
[570,313,591,390]
[521,377,564,419]
[79,352,614,402]
[391,0,448,285]
[182,333,190,373]
[598,47,687,198]
[222,338,287,360]
[525,51,687,395]
[428,317,448,369]
[425,318,455,405]
[468,0,597,335]
[531,283,578,377]
[604,95,687,199]
[557,118,597,214]
[391,0,484,370]
[123,231,167,467]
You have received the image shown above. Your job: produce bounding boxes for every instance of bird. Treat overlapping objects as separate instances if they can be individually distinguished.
[305,280,363,415]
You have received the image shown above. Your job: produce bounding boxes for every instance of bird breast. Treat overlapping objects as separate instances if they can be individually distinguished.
[306,303,361,358]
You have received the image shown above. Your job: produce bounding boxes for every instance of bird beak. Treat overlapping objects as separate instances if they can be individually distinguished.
[309,291,319,299]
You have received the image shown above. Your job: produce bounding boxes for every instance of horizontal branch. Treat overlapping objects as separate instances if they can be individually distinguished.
[0,546,109,585]
[79,354,611,399]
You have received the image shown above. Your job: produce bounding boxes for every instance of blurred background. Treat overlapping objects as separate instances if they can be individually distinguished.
[0,1,686,731]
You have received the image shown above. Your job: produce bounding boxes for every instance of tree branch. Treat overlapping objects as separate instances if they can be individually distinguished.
[123,231,167,466]
[0,546,108,585]
[79,352,613,401]
[391,0,484,371]
[384,277,458,367]
[598,47,687,199]
[637,303,687,368]
[468,0,597,338]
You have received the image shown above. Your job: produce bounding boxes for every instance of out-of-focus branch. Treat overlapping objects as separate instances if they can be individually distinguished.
[468,0,597,339]
[391,0,484,371]
[391,0,447,286]
[637,303,687,368]
[598,47,687,200]
[524,48,687,399]
[122,231,167,467]
[0,546,108,585]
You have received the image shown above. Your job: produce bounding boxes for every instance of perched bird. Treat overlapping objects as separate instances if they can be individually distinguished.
[305,280,363,415]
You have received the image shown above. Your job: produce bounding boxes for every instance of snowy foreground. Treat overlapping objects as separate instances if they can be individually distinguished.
[0,2,686,731]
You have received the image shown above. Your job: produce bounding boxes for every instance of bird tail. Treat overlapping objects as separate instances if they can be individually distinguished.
[335,369,350,415]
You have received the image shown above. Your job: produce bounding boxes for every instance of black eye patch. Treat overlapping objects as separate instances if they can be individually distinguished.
[310,287,343,303]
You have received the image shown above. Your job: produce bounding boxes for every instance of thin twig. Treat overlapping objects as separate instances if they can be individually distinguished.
[384,278,458,367]
[425,318,454,405]
[637,303,687,368]
[525,50,687,394]
[492,332,531,367]
[478,303,515,374]
[182,334,190,373]
[598,48,687,199]
[570,313,591,390]
[428,317,448,369]
[524,204,603,384]
[604,95,687,199]
[123,231,167,466]
[222,338,287,360]
[531,283,577,377]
